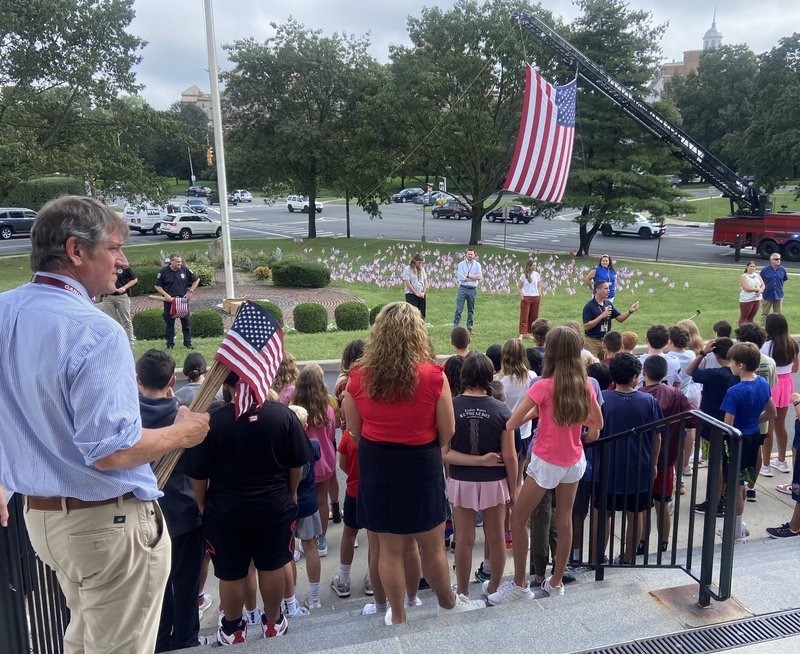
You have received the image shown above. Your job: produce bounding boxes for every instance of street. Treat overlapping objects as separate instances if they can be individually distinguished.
[0,198,788,268]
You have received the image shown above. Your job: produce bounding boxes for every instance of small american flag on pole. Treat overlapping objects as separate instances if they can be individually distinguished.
[504,65,577,203]
[214,301,284,418]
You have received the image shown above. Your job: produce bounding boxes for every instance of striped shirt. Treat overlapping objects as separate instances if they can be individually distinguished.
[0,273,160,501]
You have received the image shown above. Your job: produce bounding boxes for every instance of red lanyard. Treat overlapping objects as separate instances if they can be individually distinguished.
[33,274,84,298]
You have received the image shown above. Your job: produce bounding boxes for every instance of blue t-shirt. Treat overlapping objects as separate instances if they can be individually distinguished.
[598,390,663,493]
[720,377,771,435]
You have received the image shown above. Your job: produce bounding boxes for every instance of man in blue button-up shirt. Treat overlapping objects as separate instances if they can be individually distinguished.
[0,196,209,653]
[453,248,483,334]
[760,254,788,322]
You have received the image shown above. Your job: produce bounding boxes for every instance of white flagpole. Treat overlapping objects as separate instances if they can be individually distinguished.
[203,0,235,300]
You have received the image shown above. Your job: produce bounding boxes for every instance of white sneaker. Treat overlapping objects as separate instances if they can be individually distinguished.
[541,576,565,596]
[303,594,322,610]
[439,593,487,614]
[760,464,774,478]
[245,607,263,626]
[682,464,693,477]
[282,600,310,618]
[361,602,386,616]
[404,595,422,608]
[293,548,302,562]
[771,460,791,473]
[198,593,213,620]
[487,580,533,605]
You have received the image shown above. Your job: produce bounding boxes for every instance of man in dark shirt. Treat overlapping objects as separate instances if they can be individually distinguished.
[582,281,639,359]
[98,264,138,346]
[760,253,788,322]
[155,253,199,349]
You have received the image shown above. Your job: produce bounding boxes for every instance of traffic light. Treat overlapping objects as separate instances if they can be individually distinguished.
[206,147,213,166]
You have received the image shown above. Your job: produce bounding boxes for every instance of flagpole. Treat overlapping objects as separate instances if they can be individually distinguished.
[203,0,235,300]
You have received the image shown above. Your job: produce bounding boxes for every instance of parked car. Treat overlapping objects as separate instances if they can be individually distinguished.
[391,187,424,203]
[431,199,471,220]
[185,185,212,197]
[0,207,37,240]
[232,189,253,202]
[600,213,666,239]
[286,195,323,213]
[414,191,452,206]
[123,204,171,235]
[484,204,531,224]
[186,198,208,214]
[161,213,222,240]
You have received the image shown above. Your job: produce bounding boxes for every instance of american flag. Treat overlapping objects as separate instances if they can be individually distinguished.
[215,301,284,418]
[504,65,577,203]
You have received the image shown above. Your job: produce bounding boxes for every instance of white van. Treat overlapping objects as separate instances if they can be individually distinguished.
[123,203,191,235]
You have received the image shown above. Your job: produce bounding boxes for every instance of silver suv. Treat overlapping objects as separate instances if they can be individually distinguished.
[0,207,37,240]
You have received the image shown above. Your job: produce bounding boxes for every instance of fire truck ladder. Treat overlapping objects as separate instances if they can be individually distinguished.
[513,9,754,214]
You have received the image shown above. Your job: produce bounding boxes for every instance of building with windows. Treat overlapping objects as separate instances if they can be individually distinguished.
[180,85,213,122]
[650,16,723,98]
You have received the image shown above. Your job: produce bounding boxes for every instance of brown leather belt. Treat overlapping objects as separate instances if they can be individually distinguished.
[26,492,136,511]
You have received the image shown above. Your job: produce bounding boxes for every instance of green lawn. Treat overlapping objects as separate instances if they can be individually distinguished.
[677,189,800,224]
[4,237,797,362]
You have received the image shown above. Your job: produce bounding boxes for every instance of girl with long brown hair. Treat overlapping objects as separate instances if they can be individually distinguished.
[487,326,603,603]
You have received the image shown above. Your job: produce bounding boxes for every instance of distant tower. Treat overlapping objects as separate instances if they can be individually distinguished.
[703,8,722,50]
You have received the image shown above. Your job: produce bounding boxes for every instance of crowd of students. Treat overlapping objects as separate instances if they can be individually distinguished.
[132,301,799,647]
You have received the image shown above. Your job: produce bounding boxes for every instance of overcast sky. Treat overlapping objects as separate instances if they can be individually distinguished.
[130,0,796,109]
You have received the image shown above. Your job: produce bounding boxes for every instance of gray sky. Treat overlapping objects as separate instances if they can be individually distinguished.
[130,0,796,109]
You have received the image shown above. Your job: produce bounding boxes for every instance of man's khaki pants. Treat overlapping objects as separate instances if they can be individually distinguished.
[25,498,171,654]
[584,336,605,360]
[760,298,783,323]
[99,294,135,344]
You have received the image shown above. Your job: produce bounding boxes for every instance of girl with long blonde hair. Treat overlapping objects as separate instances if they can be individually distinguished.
[487,326,603,604]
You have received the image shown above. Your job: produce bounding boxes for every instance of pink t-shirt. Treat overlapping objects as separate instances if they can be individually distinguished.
[307,405,337,482]
[529,378,596,467]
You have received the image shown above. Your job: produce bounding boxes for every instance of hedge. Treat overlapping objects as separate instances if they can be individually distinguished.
[128,266,162,297]
[253,300,284,328]
[190,309,224,338]
[369,304,385,326]
[293,303,328,333]
[272,260,330,288]
[132,308,164,340]
[1,176,84,209]
[334,301,369,331]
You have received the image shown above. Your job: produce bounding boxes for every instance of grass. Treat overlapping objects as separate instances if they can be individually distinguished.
[3,237,797,362]
[677,189,800,224]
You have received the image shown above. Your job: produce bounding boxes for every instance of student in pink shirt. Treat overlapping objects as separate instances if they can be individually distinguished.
[488,327,602,603]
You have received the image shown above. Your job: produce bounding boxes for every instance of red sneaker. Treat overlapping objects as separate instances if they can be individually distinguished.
[262,613,288,638]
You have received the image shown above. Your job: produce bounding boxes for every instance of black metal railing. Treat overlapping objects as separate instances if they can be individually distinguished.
[0,494,68,654]
[532,409,741,607]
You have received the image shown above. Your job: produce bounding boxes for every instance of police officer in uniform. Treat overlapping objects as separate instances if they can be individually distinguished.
[155,253,199,349]
[98,264,138,346]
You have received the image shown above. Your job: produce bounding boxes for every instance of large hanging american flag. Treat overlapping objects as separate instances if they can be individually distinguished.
[215,301,284,418]
[504,65,577,203]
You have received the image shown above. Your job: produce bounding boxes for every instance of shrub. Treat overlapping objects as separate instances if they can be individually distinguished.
[293,303,328,333]
[272,260,330,288]
[129,266,162,297]
[132,308,165,340]
[334,301,369,331]
[191,263,215,287]
[369,304,385,325]
[253,300,284,327]
[190,309,224,338]
[1,176,84,209]
[254,266,272,281]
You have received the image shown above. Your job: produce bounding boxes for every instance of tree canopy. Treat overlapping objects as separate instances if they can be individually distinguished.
[0,0,173,204]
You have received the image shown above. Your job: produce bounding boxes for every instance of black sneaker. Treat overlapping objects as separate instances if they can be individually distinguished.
[418,577,431,591]
[716,496,726,517]
[694,500,710,514]
[331,502,342,524]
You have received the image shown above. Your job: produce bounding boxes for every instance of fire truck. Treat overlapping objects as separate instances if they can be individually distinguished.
[514,10,800,260]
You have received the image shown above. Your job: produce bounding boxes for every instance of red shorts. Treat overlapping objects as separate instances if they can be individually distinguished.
[652,464,674,501]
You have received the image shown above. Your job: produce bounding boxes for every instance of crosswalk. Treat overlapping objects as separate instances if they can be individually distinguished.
[482,225,579,248]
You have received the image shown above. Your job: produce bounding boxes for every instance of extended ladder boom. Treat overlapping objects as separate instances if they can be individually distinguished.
[513,9,753,212]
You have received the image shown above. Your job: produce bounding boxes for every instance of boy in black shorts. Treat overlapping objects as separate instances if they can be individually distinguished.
[766,392,800,538]
[183,372,313,645]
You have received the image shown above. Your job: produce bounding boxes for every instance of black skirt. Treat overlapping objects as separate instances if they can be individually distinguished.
[357,436,448,534]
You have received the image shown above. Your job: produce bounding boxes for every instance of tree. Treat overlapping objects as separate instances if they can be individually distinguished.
[558,0,687,255]
[224,18,381,238]
[390,0,558,245]
[722,34,800,191]
[138,102,209,181]
[666,45,758,165]
[0,0,171,204]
